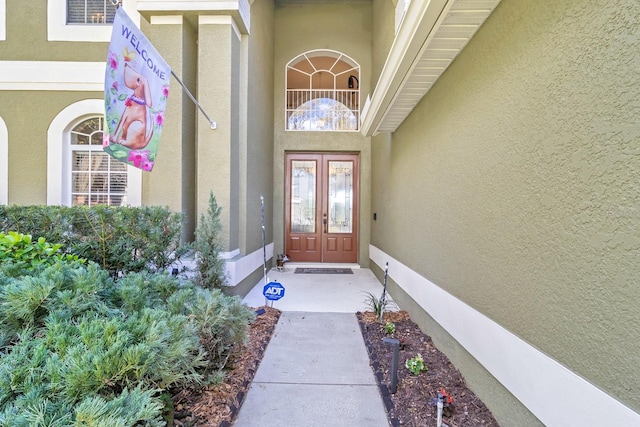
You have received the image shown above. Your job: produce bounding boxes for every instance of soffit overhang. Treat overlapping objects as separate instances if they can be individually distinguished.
[361,0,501,136]
[136,0,251,34]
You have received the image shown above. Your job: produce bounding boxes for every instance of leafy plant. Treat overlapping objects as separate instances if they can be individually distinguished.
[384,321,396,334]
[194,192,228,289]
[0,231,84,276]
[363,291,395,321]
[0,205,190,278]
[405,354,427,375]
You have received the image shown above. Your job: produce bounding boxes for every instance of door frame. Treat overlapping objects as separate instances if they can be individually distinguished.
[284,152,359,263]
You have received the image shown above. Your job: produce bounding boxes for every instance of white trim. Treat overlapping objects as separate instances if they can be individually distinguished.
[198,15,240,40]
[47,99,142,206]
[225,243,273,287]
[0,116,7,205]
[0,61,105,91]
[47,0,140,41]
[47,0,112,42]
[220,248,240,260]
[137,0,250,33]
[150,15,183,25]
[0,0,6,41]
[369,245,640,426]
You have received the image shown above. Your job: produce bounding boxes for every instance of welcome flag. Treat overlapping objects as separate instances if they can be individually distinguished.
[103,7,170,171]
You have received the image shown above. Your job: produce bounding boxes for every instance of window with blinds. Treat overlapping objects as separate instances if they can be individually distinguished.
[67,0,115,24]
[70,117,127,206]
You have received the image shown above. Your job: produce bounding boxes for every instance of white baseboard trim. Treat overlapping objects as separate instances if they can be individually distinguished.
[225,243,273,287]
[369,244,640,426]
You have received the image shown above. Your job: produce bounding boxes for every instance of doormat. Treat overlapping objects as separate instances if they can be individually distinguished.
[294,268,354,274]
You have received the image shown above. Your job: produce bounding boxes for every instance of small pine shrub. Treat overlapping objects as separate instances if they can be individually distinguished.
[194,192,228,289]
[0,260,255,424]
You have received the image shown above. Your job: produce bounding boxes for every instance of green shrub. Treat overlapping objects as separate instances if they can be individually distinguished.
[0,205,190,278]
[0,261,254,425]
[194,192,228,289]
[0,231,84,277]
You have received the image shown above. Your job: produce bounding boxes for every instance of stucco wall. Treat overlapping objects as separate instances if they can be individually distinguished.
[0,1,108,61]
[0,91,102,205]
[372,0,640,413]
[197,22,239,250]
[244,0,275,254]
[273,0,372,265]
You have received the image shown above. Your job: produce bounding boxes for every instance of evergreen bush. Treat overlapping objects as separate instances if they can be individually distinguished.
[194,192,228,289]
[0,259,254,425]
[0,205,190,277]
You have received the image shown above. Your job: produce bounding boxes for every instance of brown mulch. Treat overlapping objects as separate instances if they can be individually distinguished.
[168,308,498,426]
[168,306,281,426]
[358,310,499,427]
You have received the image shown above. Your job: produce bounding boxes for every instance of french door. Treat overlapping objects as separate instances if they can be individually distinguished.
[285,153,359,263]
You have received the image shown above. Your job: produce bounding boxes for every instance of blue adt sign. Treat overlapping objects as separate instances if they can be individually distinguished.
[263,281,285,301]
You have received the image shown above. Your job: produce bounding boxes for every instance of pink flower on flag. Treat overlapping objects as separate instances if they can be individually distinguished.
[107,51,118,70]
[162,85,169,98]
[103,133,111,147]
[128,149,150,167]
[127,149,155,171]
[141,160,155,171]
[156,111,164,126]
[111,81,118,91]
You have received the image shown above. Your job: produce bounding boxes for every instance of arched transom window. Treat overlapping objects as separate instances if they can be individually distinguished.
[286,50,360,132]
[70,116,127,206]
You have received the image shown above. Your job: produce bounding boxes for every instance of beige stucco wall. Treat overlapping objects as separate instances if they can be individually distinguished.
[197,22,240,250]
[142,17,198,242]
[0,91,102,205]
[273,0,373,265]
[371,0,640,415]
[0,1,108,62]
[0,1,108,206]
[371,0,395,88]
[243,0,275,254]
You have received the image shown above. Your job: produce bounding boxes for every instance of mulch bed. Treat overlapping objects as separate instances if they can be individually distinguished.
[357,310,500,427]
[168,306,281,426]
[169,308,498,426]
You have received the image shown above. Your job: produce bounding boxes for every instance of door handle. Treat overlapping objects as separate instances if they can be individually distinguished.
[323,213,327,233]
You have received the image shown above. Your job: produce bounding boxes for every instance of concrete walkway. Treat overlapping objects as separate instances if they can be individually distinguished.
[235,265,392,426]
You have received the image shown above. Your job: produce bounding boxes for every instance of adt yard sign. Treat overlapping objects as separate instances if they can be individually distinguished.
[263,281,285,301]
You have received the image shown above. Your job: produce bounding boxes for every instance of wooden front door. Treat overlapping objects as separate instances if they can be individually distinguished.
[285,153,359,263]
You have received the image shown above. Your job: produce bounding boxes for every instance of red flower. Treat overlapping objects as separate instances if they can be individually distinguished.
[125,98,132,107]
[440,388,454,404]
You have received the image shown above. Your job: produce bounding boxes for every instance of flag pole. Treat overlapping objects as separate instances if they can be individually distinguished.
[170,71,217,130]
[109,0,216,130]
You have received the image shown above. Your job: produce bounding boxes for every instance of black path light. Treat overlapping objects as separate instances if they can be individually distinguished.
[383,337,400,394]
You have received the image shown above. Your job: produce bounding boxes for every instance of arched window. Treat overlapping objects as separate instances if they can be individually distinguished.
[47,99,141,206]
[69,116,127,206]
[286,50,360,131]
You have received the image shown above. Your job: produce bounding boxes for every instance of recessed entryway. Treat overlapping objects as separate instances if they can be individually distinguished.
[285,153,359,263]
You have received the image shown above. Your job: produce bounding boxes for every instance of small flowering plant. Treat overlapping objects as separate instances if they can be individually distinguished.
[431,388,455,417]
[405,354,427,375]
[384,322,395,335]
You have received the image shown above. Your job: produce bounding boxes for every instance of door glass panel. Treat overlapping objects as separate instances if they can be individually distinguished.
[328,161,353,233]
[291,160,316,233]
